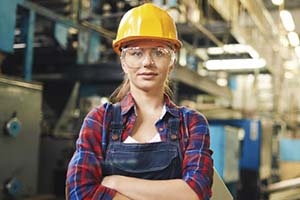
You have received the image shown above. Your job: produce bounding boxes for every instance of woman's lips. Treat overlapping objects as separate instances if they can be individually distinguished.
[138,72,158,78]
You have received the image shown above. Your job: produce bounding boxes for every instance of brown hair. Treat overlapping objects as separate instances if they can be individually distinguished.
[109,75,174,103]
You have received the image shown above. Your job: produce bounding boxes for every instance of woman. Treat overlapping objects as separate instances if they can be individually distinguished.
[66,3,213,200]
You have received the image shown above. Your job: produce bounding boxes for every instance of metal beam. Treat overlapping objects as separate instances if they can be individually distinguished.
[240,0,279,38]
[23,9,35,81]
[189,22,224,47]
[209,0,283,76]
[172,65,232,99]
[266,177,300,193]
[19,0,115,40]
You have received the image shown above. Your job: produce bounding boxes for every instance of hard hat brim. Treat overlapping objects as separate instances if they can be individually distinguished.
[113,36,182,55]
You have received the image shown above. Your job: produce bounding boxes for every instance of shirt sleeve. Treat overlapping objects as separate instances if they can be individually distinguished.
[66,103,117,200]
[181,109,214,200]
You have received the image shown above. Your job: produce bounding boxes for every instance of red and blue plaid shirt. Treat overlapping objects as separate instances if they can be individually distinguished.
[66,93,213,200]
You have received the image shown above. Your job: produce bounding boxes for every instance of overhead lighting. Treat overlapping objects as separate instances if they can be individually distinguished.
[195,48,209,60]
[287,32,300,47]
[207,47,224,55]
[271,0,284,6]
[284,71,294,79]
[204,58,266,71]
[13,43,43,49]
[68,27,78,34]
[283,60,298,71]
[207,44,259,58]
[280,10,295,32]
[13,43,26,49]
[216,78,228,86]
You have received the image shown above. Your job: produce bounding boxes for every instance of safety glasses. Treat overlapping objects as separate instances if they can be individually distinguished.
[121,47,175,68]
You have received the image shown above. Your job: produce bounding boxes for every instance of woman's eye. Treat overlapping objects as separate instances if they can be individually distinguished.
[154,49,165,57]
[131,50,143,57]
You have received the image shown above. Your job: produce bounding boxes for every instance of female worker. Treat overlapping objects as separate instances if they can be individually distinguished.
[66,3,213,200]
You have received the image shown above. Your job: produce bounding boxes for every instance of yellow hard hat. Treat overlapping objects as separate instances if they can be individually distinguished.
[112,3,182,54]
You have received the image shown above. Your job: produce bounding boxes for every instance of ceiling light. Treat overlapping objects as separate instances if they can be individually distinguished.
[207,47,224,55]
[283,60,298,70]
[204,58,266,71]
[207,44,259,58]
[280,10,295,32]
[287,32,300,47]
[271,0,284,6]
[284,71,294,79]
[195,48,209,60]
[216,78,228,86]
[13,43,26,49]
[179,48,187,66]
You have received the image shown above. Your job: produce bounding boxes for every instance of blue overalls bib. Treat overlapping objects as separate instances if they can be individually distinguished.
[101,103,183,180]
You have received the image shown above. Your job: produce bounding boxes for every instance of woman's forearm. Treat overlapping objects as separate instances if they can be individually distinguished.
[113,192,133,200]
[102,175,199,200]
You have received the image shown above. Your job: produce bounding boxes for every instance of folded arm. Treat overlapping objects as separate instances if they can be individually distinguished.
[102,175,198,200]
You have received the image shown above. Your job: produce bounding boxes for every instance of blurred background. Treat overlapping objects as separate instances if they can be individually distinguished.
[1,0,300,199]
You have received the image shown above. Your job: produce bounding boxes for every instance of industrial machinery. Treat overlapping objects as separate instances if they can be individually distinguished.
[0,75,42,199]
[209,125,243,198]
[209,119,270,200]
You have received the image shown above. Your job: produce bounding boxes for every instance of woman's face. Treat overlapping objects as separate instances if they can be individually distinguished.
[120,40,175,94]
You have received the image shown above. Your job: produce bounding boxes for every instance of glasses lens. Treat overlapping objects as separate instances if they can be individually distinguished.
[121,47,175,68]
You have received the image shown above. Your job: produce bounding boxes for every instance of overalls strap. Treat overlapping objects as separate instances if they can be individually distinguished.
[167,117,182,162]
[167,118,180,141]
[110,102,123,142]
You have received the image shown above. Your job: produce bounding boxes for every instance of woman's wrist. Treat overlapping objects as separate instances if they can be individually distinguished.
[113,192,132,200]
[102,175,122,190]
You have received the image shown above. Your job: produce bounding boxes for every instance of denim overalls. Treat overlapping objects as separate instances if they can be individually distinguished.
[101,103,183,180]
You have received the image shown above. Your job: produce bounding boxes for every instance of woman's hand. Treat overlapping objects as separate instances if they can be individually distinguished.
[102,176,132,200]
[102,175,119,190]
[102,175,198,200]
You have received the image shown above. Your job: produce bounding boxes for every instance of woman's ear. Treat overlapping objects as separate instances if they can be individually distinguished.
[168,64,174,73]
[120,58,128,74]
[168,58,176,73]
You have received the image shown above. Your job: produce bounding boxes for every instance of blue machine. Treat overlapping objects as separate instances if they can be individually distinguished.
[0,0,18,54]
[209,125,241,183]
[209,119,262,171]
[209,119,263,200]
[280,137,300,161]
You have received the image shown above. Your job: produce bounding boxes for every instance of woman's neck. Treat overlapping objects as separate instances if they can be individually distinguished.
[130,88,164,111]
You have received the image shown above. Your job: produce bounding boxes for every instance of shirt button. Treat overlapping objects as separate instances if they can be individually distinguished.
[158,128,164,132]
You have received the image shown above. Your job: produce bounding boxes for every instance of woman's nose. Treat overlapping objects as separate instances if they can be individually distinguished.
[142,51,155,67]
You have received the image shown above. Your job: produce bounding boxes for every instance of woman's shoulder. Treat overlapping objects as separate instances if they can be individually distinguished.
[178,104,206,117]
[166,97,208,121]
[176,105,209,125]
[85,102,113,121]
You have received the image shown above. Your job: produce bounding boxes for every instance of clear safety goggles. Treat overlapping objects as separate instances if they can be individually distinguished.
[121,47,176,68]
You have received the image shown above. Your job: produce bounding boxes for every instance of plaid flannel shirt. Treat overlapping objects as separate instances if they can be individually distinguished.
[66,93,213,200]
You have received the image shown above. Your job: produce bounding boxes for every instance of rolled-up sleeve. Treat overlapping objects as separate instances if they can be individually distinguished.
[181,110,214,200]
[66,104,116,200]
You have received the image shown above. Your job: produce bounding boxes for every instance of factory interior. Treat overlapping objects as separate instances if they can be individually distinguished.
[1,0,300,199]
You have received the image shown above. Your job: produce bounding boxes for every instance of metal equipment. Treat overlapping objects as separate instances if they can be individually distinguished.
[265,177,300,200]
[209,119,263,200]
[210,125,242,183]
[0,75,42,199]
[211,168,234,200]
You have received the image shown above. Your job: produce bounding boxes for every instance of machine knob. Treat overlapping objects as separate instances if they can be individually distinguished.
[5,117,21,137]
[4,177,22,197]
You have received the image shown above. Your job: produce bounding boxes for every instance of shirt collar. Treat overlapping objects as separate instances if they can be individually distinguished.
[164,94,180,118]
[119,92,180,118]
[120,92,135,115]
